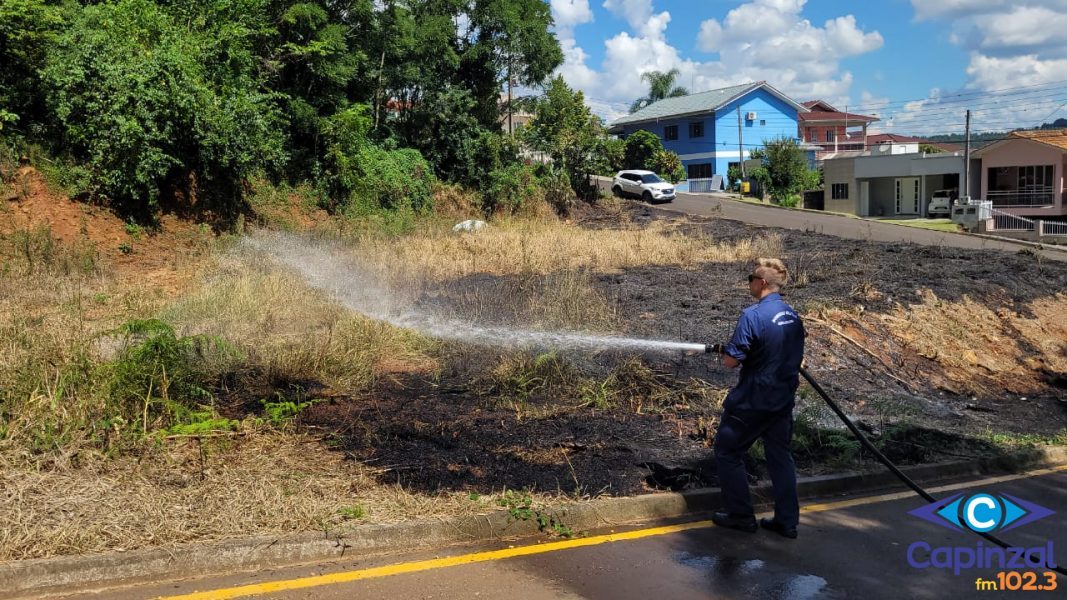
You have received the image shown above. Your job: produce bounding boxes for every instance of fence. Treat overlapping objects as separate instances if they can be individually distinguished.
[687,175,722,193]
[988,207,1036,232]
[1040,220,1067,237]
[986,207,1067,238]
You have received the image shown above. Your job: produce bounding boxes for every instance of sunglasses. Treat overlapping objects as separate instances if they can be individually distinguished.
[747,274,764,283]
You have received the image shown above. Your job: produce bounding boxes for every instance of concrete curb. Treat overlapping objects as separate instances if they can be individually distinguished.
[3,445,1065,599]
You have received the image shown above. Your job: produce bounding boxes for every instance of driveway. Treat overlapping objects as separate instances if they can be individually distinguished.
[593,177,1067,263]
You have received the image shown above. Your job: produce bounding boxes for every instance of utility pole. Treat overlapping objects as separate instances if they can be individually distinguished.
[737,106,745,198]
[507,58,513,136]
[737,106,745,176]
[963,109,971,201]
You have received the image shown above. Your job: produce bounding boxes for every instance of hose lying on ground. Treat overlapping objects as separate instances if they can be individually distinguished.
[799,366,1066,578]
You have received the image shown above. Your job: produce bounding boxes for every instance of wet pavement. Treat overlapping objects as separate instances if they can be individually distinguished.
[70,469,1066,600]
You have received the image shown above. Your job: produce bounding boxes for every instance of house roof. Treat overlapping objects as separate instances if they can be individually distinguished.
[609,81,807,131]
[971,128,1067,158]
[798,110,878,124]
[864,133,961,153]
[1008,128,1067,150]
[802,100,836,111]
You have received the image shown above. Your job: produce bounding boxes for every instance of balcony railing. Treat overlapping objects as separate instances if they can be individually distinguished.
[986,189,1055,207]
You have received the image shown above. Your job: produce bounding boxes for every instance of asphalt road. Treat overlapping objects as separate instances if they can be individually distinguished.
[80,468,1066,600]
[593,178,1067,263]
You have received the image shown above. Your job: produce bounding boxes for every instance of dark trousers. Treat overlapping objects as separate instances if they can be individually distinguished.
[713,407,799,527]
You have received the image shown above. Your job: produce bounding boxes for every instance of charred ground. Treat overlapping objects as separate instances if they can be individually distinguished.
[294,202,1067,496]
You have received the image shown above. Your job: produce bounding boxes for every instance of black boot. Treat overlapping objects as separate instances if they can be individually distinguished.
[712,511,757,533]
[759,517,798,539]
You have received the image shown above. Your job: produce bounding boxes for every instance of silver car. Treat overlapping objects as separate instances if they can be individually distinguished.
[612,170,676,203]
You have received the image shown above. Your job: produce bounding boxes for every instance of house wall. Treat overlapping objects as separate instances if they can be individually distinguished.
[979,140,1065,216]
[822,156,857,213]
[619,87,800,185]
[802,124,843,144]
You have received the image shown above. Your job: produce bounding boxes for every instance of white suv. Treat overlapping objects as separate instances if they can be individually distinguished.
[611,170,676,203]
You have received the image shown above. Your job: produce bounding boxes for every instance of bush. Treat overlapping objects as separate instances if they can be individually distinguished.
[41,0,285,217]
[351,146,434,213]
[623,130,663,170]
[320,105,435,216]
[540,167,574,216]
[104,319,241,434]
[600,137,626,175]
[483,163,540,215]
[649,149,684,182]
[778,194,800,208]
[727,165,741,190]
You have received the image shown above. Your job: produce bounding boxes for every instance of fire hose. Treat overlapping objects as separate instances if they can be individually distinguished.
[704,343,1067,578]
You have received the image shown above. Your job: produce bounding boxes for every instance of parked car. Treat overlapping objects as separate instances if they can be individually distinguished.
[611,170,676,203]
[927,188,957,218]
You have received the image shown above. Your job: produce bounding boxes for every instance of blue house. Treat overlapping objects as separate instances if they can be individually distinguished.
[607,81,808,182]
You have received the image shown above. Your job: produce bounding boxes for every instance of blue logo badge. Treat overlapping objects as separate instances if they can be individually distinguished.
[909,492,1055,533]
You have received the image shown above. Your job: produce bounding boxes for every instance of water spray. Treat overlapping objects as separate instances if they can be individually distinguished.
[244,232,707,355]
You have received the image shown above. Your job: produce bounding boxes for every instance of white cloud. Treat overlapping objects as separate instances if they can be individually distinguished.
[693,0,881,104]
[602,0,671,40]
[911,1,1067,90]
[551,0,594,39]
[965,52,1067,91]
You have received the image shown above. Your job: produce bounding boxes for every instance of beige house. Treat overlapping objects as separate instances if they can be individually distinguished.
[822,143,965,217]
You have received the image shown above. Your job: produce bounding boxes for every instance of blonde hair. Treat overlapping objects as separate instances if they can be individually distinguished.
[753,257,788,290]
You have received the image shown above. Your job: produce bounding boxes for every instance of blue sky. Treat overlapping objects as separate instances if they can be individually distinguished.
[548,0,1067,135]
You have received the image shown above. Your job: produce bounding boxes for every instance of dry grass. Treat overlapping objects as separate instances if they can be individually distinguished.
[0,433,571,561]
[351,219,783,284]
[161,255,438,394]
[872,290,1067,395]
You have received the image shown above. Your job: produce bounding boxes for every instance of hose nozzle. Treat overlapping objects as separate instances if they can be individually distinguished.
[706,343,725,354]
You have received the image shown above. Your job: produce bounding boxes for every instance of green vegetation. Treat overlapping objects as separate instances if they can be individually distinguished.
[748,136,820,203]
[622,130,664,172]
[628,68,689,113]
[0,0,567,220]
[522,76,610,202]
[497,489,575,538]
[882,218,961,233]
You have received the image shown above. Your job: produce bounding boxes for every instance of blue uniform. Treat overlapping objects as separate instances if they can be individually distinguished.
[715,292,805,527]
[723,293,806,412]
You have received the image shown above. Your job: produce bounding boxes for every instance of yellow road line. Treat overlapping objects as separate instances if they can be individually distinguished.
[161,465,1067,600]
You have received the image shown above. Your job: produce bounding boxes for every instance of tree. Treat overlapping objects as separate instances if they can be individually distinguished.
[918,143,944,154]
[522,76,604,200]
[629,68,689,113]
[0,0,64,129]
[757,136,814,201]
[622,130,663,170]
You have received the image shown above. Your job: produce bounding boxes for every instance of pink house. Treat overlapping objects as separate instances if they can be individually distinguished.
[974,129,1067,218]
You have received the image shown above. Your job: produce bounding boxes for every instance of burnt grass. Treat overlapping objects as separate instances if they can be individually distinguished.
[298,203,1067,497]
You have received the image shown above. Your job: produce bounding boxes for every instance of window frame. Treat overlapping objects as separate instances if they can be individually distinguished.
[664,125,679,141]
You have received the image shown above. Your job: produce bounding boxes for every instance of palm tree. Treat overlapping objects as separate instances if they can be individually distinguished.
[629,69,689,113]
